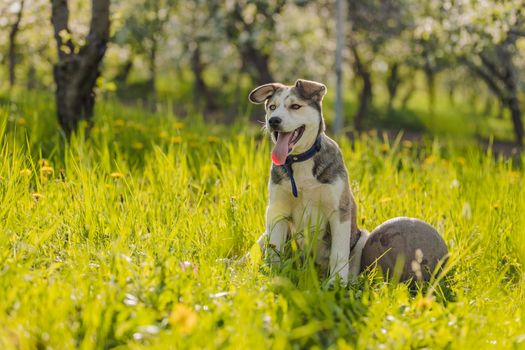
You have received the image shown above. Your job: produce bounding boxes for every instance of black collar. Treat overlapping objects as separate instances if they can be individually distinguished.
[281,137,322,198]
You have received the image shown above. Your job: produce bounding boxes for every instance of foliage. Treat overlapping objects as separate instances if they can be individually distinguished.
[1,92,524,349]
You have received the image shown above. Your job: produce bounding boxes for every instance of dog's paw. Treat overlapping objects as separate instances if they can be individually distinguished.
[264,249,281,266]
[325,275,348,290]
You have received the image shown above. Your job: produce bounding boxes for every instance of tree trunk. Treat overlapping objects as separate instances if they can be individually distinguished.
[350,44,372,131]
[508,101,524,144]
[190,44,216,112]
[114,58,133,83]
[423,62,436,117]
[224,2,276,86]
[401,77,416,110]
[243,45,273,85]
[333,0,345,134]
[386,62,400,112]
[466,44,524,146]
[8,0,24,88]
[51,0,110,135]
[448,84,456,106]
[497,100,504,120]
[148,37,157,109]
[499,47,524,145]
[503,93,524,145]
[26,64,36,90]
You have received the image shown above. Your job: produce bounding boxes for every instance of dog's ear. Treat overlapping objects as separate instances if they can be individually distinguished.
[294,79,327,102]
[248,83,283,104]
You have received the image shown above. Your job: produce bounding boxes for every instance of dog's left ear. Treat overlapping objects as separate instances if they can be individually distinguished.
[248,83,283,104]
[295,79,327,102]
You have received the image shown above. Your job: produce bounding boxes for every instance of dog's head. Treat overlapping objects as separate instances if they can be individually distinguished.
[249,79,327,165]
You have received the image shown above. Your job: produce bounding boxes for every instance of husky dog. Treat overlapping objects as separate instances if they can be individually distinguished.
[249,79,368,284]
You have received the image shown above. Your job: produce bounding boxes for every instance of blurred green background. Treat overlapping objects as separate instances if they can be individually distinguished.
[0,0,524,147]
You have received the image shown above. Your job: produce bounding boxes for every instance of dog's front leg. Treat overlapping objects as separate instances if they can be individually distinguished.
[328,217,352,285]
[265,185,291,263]
[266,215,288,263]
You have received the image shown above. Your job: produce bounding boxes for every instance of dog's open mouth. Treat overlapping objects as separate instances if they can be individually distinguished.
[271,125,305,165]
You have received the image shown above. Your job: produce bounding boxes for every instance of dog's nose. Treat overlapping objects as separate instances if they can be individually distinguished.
[268,117,282,128]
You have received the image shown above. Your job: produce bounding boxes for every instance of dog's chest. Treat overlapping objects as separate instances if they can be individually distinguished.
[290,159,319,190]
[286,159,330,229]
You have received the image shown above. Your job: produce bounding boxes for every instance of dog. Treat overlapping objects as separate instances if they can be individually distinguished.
[249,79,368,284]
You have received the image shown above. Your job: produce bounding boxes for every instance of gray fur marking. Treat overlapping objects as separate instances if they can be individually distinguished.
[266,88,284,108]
[270,164,288,184]
[339,188,351,222]
[312,136,347,184]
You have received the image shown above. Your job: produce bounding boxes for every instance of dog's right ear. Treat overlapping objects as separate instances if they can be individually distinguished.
[248,83,283,104]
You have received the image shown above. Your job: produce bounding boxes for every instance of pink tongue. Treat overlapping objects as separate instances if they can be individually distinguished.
[272,132,292,165]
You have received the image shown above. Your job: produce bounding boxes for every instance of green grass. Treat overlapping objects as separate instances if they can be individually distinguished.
[0,92,524,349]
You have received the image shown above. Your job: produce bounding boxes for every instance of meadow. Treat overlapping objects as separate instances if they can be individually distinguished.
[1,92,524,349]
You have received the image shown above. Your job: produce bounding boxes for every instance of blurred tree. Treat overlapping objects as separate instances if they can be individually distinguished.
[348,0,407,130]
[219,0,287,85]
[50,0,110,135]
[7,0,24,87]
[175,0,219,112]
[270,1,335,82]
[0,0,54,89]
[419,0,525,145]
[114,0,176,103]
[333,0,345,133]
[463,38,524,145]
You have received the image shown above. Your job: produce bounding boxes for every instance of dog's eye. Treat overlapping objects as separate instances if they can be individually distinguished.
[290,104,302,110]
[269,105,276,111]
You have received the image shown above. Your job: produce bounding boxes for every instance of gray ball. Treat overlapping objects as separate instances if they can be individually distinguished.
[360,217,448,282]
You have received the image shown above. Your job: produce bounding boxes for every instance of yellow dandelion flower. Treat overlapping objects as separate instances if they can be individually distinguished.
[509,171,520,178]
[424,155,437,165]
[106,82,117,92]
[20,169,32,177]
[169,304,198,334]
[336,339,354,350]
[207,135,220,143]
[114,119,126,127]
[16,118,27,126]
[174,122,184,130]
[201,164,216,174]
[104,184,113,189]
[110,172,124,179]
[38,159,50,167]
[415,297,434,310]
[40,166,54,175]
[131,142,144,150]
[455,157,466,166]
[379,197,393,203]
[32,193,44,201]
[380,144,389,153]
[492,203,500,210]
[402,140,413,148]
[159,131,169,139]
[170,136,182,144]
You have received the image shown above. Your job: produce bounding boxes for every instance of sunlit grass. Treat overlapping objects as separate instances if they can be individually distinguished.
[0,93,524,349]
